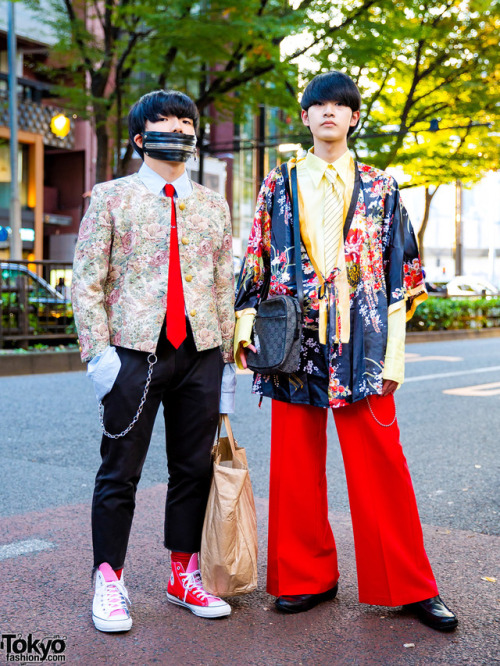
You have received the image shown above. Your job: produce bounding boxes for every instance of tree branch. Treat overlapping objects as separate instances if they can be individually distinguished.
[356,61,396,136]
[198,0,379,109]
[62,0,94,72]
[284,0,379,64]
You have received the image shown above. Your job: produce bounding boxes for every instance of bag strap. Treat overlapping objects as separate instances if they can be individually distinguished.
[290,164,304,315]
[217,414,237,456]
[343,162,360,241]
[257,162,303,314]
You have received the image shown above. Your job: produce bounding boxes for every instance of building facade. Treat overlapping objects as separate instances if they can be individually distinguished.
[0,0,96,265]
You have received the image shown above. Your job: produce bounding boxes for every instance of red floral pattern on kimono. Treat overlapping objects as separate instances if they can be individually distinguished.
[235,162,427,408]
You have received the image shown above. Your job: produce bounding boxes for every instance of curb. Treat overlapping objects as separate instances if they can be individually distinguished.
[406,327,500,343]
[0,350,84,377]
[1,327,499,377]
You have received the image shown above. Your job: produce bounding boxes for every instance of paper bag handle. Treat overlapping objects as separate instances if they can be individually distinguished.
[217,414,237,456]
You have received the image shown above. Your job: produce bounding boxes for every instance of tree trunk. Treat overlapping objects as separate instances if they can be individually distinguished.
[117,143,134,178]
[95,126,110,184]
[417,185,439,268]
[198,121,205,186]
[91,73,111,183]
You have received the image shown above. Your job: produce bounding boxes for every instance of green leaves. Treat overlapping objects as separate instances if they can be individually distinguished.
[31,0,499,187]
[407,297,500,331]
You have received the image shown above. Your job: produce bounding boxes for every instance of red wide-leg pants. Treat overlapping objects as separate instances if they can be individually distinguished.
[267,396,439,606]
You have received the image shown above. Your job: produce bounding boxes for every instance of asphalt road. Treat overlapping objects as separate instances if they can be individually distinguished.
[1,337,498,535]
[0,336,499,665]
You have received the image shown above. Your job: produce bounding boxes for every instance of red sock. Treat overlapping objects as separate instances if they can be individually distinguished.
[114,568,123,580]
[171,551,193,570]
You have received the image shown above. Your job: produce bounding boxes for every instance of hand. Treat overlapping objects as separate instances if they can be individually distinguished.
[238,342,257,369]
[381,379,398,396]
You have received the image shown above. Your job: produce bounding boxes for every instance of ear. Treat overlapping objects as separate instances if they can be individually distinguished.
[134,133,143,149]
[350,110,361,127]
[301,109,310,127]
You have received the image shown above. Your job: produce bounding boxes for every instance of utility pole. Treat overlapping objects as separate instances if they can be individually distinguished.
[257,105,266,185]
[8,0,22,260]
[454,180,463,276]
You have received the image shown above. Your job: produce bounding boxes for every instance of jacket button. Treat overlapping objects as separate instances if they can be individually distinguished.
[185,274,193,282]
[190,309,197,317]
[181,237,189,245]
[178,202,186,211]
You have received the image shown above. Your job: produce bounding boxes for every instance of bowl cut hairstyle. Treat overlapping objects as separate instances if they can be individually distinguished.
[301,72,362,138]
[128,90,200,159]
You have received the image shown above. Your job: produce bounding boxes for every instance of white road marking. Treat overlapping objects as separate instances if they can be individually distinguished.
[443,382,500,397]
[405,353,463,363]
[0,539,55,561]
[406,365,500,383]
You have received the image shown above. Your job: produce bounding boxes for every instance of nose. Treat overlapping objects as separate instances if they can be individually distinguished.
[170,117,182,132]
[323,104,336,116]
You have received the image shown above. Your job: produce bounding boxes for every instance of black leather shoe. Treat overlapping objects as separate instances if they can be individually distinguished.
[274,583,338,614]
[404,595,458,631]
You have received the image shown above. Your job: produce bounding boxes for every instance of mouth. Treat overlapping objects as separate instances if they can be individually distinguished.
[322,121,337,127]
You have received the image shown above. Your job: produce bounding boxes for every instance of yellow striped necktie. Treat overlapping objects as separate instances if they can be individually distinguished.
[323,166,344,278]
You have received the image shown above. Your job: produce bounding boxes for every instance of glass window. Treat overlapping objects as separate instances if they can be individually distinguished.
[0,140,31,209]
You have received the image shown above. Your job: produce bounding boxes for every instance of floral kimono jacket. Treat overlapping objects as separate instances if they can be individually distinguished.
[235,161,427,408]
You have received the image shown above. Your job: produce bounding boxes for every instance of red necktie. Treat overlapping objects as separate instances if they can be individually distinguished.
[164,184,186,348]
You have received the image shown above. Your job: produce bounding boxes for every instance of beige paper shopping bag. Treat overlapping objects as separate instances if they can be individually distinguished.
[200,415,258,597]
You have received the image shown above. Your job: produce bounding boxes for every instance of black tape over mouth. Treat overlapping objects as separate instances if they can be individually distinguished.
[142,131,196,162]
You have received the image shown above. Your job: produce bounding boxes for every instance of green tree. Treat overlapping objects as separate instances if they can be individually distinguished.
[298,0,500,259]
[31,0,379,182]
[396,124,500,265]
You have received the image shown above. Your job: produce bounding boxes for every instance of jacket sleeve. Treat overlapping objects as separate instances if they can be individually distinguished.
[383,178,428,321]
[71,184,113,362]
[213,200,236,363]
[233,176,273,365]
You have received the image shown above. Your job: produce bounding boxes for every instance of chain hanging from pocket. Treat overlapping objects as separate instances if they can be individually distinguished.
[98,353,157,439]
[366,395,397,428]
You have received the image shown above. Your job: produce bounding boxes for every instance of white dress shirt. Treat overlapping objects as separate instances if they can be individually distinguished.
[138,162,193,198]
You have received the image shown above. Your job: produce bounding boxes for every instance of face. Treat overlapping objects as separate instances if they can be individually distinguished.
[301,101,360,143]
[134,115,196,150]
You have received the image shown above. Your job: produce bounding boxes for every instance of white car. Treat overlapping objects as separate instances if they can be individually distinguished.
[445,276,499,297]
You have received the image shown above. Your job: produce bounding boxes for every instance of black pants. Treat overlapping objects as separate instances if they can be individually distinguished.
[92,324,224,569]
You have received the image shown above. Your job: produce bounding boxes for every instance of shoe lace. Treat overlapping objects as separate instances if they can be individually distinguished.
[180,570,210,602]
[104,580,130,613]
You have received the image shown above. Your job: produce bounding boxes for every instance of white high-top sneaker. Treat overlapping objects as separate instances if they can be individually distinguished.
[92,563,132,632]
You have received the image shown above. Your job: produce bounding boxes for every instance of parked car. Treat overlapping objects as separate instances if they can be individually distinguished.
[425,281,447,294]
[1,262,74,337]
[444,276,499,297]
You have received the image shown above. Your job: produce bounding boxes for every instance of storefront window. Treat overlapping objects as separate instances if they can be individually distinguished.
[266,107,280,175]
[232,114,256,244]
[0,140,30,209]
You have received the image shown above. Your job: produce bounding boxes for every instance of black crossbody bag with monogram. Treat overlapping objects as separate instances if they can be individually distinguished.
[246,163,304,375]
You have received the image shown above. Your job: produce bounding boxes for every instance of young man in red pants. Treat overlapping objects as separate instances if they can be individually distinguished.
[235,71,457,631]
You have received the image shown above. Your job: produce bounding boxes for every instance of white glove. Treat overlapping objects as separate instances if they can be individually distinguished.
[87,345,121,402]
[219,363,236,414]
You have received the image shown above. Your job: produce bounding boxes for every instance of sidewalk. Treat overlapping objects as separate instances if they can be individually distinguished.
[1,484,498,665]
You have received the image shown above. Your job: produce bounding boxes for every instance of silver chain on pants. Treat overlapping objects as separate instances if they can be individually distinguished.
[366,395,397,428]
[98,353,158,439]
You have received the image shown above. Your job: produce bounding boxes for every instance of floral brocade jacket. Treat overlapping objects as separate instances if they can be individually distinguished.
[235,162,427,408]
[72,173,235,363]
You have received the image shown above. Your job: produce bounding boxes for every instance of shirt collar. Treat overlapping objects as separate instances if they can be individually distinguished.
[138,162,193,198]
[305,147,353,189]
